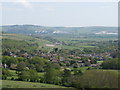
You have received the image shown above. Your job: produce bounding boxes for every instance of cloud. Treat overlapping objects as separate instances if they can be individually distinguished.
[16,0,32,8]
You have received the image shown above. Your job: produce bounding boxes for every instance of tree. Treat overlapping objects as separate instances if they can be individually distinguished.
[2,56,18,67]
[29,57,48,68]
[19,70,30,81]
[2,56,11,67]
[66,62,70,67]
[35,64,44,72]
[17,62,26,71]
[28,57,49,71]
[70,60,76,65]
[44,64,60,84]
[63,69,71,77]
[16,57,26,62]
[29,69,39,82]
[84,61,91,66]
[90,59,97,64]
[52,63,61,70]
[3,50,10,56]
[54,48,58,52]
[81,56,87,63]
[2,68,11,80]
[2,68,11,76]
[73,63,79,68]
[62,68,72,86]
[28,64,35,70]
[73,69,82,75]
[10,63,17,70]
[89,57,97,64]
[101,58,120,70]
[19,69,39,82]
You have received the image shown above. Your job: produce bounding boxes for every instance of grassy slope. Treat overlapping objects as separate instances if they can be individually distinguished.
[2,33,59,51]
[1,80,67,88]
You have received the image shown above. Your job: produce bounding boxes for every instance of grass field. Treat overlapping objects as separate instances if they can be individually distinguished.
[97,61,104,63]
[1,80,67,88]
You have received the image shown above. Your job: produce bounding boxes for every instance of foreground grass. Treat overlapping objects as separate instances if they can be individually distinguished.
[2,80,67,88]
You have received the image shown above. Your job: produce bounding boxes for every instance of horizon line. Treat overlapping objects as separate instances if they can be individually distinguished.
[0,24,118,27]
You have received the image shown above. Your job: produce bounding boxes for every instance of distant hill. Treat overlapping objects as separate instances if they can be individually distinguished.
[0,25,118,38]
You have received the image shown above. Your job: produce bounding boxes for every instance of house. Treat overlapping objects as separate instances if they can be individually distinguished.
[22,53,29,57]
[90,64,97,67]
[78,63,84,67]
[58,57,64,61]
[55,42,62,45]
[9,52,17,57]
[77,60,82,63]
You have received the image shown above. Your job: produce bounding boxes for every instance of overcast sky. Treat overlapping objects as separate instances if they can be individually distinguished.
[0,0,118,27]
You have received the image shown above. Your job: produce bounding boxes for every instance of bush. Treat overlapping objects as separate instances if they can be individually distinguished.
[18,69,39,82]
[2,75,7,80]
[2,68,11,76]
[11,77,14,80]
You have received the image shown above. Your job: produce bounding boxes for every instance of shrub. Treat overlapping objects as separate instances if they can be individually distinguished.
[11,77,14,80]
[2,75,7,80]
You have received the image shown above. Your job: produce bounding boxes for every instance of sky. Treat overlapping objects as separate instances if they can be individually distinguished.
[0,0,118,27]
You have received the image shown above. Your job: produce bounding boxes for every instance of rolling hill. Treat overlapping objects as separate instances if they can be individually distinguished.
[0,25,118,38]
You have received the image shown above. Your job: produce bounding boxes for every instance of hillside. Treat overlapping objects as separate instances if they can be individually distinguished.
[2,33,59,52]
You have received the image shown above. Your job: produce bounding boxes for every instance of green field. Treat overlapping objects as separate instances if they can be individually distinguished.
[1,80,67,88]
[97,61,104,63]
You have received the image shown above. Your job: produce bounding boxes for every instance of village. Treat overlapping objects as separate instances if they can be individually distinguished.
[2,47,117,69]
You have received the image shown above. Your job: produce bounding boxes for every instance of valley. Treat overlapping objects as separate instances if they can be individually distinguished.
[1,25,119,89]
